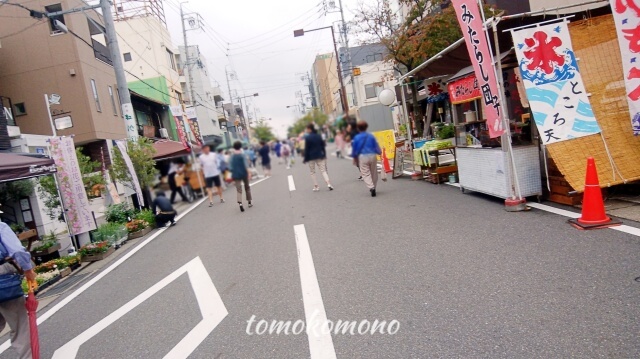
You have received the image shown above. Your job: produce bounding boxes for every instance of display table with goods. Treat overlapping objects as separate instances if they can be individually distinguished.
[413,140,458,184]
[448,68,541,200]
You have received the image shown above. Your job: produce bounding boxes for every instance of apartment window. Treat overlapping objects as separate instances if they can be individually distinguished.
[13,103,26,116]
[167,49,176,70]
[123,52,132,62]
[108,86,117,116]
[176,91,183,104]
[366,53,383,63]
[364,82,384,99]
[45,4,65,35]
[90,79,101,112]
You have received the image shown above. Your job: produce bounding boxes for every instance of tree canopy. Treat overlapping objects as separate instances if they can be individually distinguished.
[287,109,329,138]
[252,120,276,142]
[110,137,157,189]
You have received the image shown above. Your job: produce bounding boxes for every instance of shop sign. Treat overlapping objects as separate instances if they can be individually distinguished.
[169,106,190,150]
[448,75,481,104]
[452,0,505,138]
[185,106,204,146]
[49,137,96,235]
[610,0,640,135]
[511,21,601,144]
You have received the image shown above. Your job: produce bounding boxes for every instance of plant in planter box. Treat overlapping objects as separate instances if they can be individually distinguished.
[9,223,26,234]
[78,241,111,257]
[105,203,135,224]
[125,219,148,233]
[34,261,59,274]
[32,236,58,253]
[94,222,126,245]
[134,209,156,228]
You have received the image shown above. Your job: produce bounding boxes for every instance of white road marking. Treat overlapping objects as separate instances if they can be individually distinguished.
[288,175,296,191]
[51,257,227,358]
[250,176,270,187]
[526,202,640,237]
[293,224,337,359]
[0,178,270,354]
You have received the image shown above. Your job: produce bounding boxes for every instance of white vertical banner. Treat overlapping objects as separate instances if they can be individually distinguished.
[511,21,601,144]
[121,103,139,140]
[49,137,96,235]
[610,0,640,135]
[115,140,144,205]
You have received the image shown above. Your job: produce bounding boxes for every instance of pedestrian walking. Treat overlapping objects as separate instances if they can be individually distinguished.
[167,159,188,204]
[199,145,225,207]
[152,191,177,227]
[258,140,272,177]
[281,140,292,169]
[230,141,253,212]
[335,130,345,159]
[351,120,383,197]
[246,146,257,168]
[303,123,334,191]
[0,219,36,359]
[274,141,282,164]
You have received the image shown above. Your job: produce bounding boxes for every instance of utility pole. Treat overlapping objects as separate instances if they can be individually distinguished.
[180,2,198,111]
[337,0,358,108]
[100,0,138,140]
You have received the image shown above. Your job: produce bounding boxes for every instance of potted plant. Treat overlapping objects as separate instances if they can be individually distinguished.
[51,257,73,277]
[104,203,136,224]
[31,231,61,257]
[126,219,152,239]
[79,241,114,262]
[93,222,128,248]
[135,209,156,229]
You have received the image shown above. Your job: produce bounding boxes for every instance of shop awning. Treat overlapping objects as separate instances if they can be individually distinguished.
[0,153,57,183]
[152,140,201,161]
[446,49,515,83]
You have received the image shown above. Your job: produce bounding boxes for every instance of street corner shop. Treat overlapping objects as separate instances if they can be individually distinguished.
[394,1,640,208]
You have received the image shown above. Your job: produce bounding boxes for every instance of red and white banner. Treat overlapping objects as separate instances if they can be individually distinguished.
[448,75,481,104]
[49,137,96,235]
[610,0,640,135]
[451,0,505,138]
[169,106,191,149]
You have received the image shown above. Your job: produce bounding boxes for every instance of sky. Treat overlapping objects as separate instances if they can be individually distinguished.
[160,0,363,138]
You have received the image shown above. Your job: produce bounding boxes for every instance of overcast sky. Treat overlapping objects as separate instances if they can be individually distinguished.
[161,0,363,138]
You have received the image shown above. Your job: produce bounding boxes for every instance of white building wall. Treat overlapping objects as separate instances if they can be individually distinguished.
[353,61,396,109]
[114,17,182,105]
[179,46,224,138]
[528,0,605,13]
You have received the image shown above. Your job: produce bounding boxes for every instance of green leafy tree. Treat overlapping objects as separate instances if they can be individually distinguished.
[37,175,61,220]
[253,120,276,142]
[0,179,35,204]
[354,0,496,136]
[110,137,158,190]
[288,109,329,138]
[76,147,104,197]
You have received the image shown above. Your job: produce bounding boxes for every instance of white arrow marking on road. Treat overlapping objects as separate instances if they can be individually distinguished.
[288,175,296,192]
[294,224,337,359]
[51,257,228,359]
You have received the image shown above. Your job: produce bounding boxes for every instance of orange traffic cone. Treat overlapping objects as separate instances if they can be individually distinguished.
[382,148,392,173]
[569,157,621,230]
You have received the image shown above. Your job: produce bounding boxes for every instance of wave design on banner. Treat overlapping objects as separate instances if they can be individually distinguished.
[518,50,579,86]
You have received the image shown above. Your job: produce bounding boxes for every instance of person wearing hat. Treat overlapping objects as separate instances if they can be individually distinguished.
[0,208,36,359]
[151,192,177,227]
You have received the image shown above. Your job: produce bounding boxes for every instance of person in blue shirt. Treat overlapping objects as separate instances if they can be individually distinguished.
[0,220,36,358]
[246,146,257,168]
[274,141,282,164]
[230,141,253,212]
[258,141,271,177]
[351,120,382,197]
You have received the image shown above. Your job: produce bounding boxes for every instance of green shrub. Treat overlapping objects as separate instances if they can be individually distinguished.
[135,209,156,228]
[105,203,135,223]
[436,124,455,139]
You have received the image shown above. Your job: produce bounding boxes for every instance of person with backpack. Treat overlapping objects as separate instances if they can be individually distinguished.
[0,219,36,359]
[303,123,334,192]
[281,140,292,169]
[229,141,253,212]
[351,120,383,197]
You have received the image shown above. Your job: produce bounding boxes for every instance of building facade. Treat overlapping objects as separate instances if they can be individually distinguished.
[312,53,341,117]
[178,45,225,146]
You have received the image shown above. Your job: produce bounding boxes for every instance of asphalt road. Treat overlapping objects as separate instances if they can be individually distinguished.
[2,150,639,358]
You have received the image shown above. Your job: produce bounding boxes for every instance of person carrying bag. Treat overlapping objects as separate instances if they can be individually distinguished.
[0,220,36,358]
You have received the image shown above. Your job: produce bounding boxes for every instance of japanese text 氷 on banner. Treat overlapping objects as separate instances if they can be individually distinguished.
[49,137,96,235]
[451,0,505,138]
[511,21,601,144]
[610,0,640,135]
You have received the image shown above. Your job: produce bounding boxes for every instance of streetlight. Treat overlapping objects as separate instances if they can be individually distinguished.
[294,26,349,116]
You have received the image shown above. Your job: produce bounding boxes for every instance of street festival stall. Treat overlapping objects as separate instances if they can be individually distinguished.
[395,1,633,208]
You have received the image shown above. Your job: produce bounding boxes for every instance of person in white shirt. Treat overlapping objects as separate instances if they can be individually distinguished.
[199,145,225,207]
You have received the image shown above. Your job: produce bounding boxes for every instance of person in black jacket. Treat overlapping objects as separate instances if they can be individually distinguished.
[152,191,177,227]
[303,123,334,192]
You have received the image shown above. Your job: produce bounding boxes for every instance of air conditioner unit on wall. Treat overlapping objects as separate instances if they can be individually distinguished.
[159,128,169,139]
